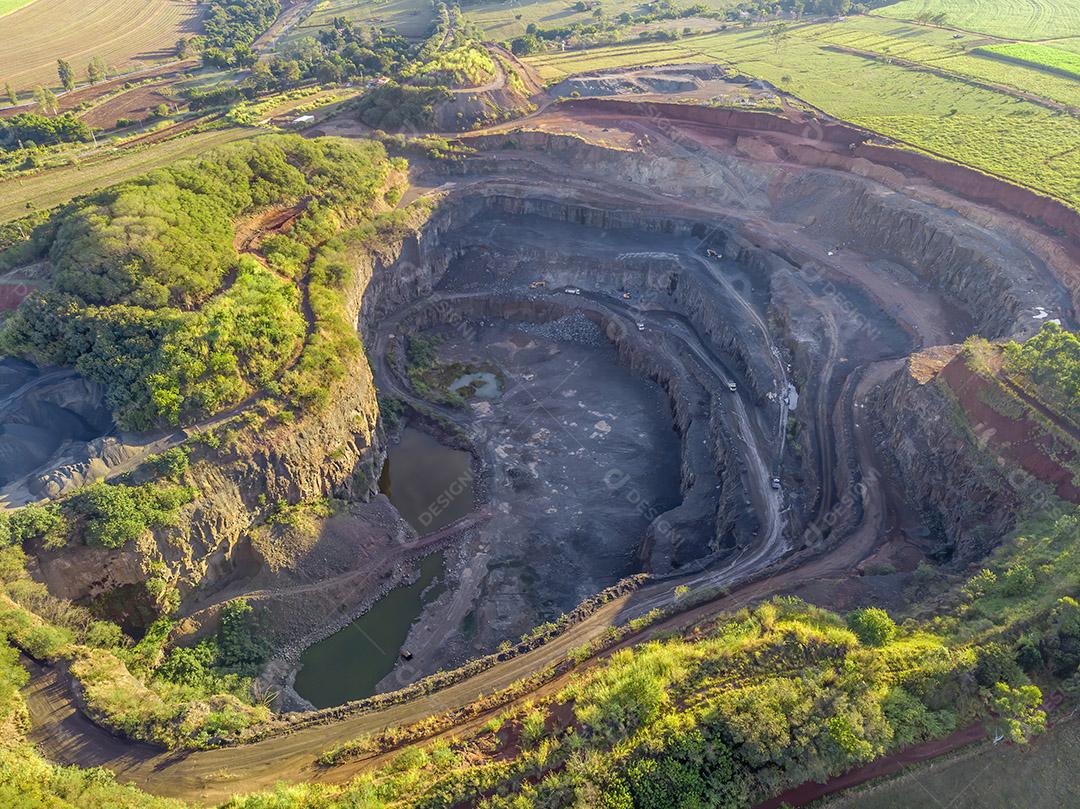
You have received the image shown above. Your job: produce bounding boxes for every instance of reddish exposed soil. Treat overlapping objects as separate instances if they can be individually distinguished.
[80,83,176,129]
[233,202,305,254]
[0,281,34,310]
[753,724,986,809]
[939,354,1080,503]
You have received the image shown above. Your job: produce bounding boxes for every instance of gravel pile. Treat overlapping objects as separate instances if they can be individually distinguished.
[523,312,607,347]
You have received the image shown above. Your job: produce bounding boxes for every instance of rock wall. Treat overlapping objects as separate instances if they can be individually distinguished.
[870,353,1020,564]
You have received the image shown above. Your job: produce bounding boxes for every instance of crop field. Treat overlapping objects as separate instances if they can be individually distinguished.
[527,40,690,79]
[804,16,1080,107]
[873,0,1080,40]
[936,52,1080,107]
[807,15,983,59]
[527,23,1080,208]
[0,126,252,222]
[0,0,202,94]
[975,42,1080,78]
[79,83,176,129]
[285,0,435,44]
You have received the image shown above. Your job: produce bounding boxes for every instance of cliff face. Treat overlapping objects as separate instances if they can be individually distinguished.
[870,349,1021,564]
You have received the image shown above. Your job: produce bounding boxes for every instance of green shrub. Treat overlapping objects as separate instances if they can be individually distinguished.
[69,482,194,549]
[846,607,897,647]
[146,447,190,481]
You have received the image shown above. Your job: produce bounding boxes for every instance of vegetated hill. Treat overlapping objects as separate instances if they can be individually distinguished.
[0,133,419,757]
[0,135,400,430]
[912,329,1080,506]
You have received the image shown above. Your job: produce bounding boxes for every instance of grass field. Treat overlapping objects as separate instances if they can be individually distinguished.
[0,126,252,222]
[824,719,1080,808]
[465,0,736,40]
[527,22,1080,208]
[285,0,435,44]
[0,0,35,18]
[0,0,202,93]
[975,42,1080,78]
[806,16,1080,107]
[873,0,1080,40]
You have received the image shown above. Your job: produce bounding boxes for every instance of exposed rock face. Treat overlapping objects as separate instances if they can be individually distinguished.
[24,127,1076,638]
[464,130,1072,340]
[870,350,1020,564]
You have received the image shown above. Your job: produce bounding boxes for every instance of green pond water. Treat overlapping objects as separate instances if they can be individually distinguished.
[292,553,445,708]
[293,428,472,707]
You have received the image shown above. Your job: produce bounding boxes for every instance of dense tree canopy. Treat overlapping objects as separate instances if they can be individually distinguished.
[0,113,91,150]
[1,135,395,429]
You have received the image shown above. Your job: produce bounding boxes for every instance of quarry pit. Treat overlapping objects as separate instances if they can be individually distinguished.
[5,92,1078,717]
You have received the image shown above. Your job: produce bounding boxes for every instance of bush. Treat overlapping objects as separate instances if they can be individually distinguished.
[0,503,63,546]
[1001,565,1036,597]
[69,482,194,549]
[146,447,190,481]
[846,607,897,647]
[1,113,91,149]
[216,600,270,675]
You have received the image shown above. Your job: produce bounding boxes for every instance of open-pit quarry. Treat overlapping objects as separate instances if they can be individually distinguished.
[14,87,1080,801]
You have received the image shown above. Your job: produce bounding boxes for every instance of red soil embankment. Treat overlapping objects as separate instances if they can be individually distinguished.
[753,724,986,809]
[939,354,1080,503]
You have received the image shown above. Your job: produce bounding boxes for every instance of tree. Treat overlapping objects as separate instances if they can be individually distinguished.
[769,22,791,55]
[87,56,107,85]
[176,37,189,59]
[989,682,1046,744]
[32,85,58,114]
[57,58,75,92]
[3,84,15,106]
[847,607,897,646]
[216,599,270,673]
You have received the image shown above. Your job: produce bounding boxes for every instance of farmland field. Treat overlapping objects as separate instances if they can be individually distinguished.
[0,126,252,222]
[465,0,737,39]
[804,16,1080,107]
[873,0,1080,40]
[284,0,435,44]
[975,42,1080,79]
[824,719,1080,809]
[0,0,203,93]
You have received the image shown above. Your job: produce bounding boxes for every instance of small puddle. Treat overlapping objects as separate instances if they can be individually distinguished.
[378,427,474,533]
[294,552,446,708]
[449,371,500,399]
